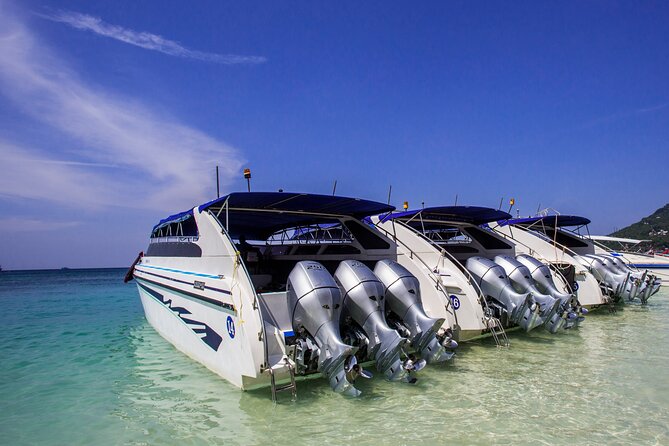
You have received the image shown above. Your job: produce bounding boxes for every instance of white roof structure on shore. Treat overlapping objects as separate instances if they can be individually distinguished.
[589,235,650,244]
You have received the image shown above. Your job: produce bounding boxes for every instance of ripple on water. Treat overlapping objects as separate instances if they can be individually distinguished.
[1,270,668,445]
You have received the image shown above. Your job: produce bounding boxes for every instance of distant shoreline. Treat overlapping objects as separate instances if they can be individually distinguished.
[0,267,127,273]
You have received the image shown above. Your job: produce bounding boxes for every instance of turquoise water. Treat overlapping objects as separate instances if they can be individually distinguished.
[1,269,668,445]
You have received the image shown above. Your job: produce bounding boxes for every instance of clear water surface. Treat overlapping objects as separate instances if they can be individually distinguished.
[1,268,667,445]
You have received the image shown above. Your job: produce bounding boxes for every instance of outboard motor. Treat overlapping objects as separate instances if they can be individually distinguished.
[494,255,564,333]
[582,255,638,302]
[598,255,660,302]
[287,261,364,396]
[597,255,629,275]
[645,275,662,301]
[515,254,585,329]
[373,259,456,363]
[612,257,661,299]
[634,263,662,300]
[334,260,416,382]
[465,257,542,332]
[592,255,644,301]
[576,256,624,302]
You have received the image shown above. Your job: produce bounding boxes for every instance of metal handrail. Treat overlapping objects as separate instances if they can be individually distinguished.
[377,220,509,346]
[585,237,643,272]
[493,226,575,295]
[373,222,457,320]
[207,209,271,373]
[391,220,494,317]
[486,316,509,347]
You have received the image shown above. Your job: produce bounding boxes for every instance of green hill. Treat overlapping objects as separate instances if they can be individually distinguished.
[610,203,669,249]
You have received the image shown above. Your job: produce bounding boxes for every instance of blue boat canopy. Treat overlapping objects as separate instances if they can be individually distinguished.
[152,209,194,231]
[380,206,512,227]
[197,192,395,239]
[500,215,591,227]
[200,192,394,216]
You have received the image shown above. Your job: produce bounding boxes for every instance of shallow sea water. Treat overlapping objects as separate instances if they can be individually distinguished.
[1,268,668,445]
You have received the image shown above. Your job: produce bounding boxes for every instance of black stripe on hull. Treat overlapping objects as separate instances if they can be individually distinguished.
[137,282,224,351]
[135,267,232,295]
[135,275,236,314]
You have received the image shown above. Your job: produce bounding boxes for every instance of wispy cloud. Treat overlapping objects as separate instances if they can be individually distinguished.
[39,10,266,65]
[0,217,81,232]
[32,158,120,168]
[581,102,669,129]
[0,7,244,211]
[0,140,124,207]
[635,102,669,114]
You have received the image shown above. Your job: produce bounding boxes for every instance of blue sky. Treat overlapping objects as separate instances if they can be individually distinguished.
[1,0,668,269]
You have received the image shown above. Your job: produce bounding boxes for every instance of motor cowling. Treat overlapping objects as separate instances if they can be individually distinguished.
[598,255,629,275]
[334,260,410,382]
[465,256,541,332]
[287,261,361,396]
[494,255,564,333]
[515,254,585,329]
[373,259,455,363]
[592,255,644,301]
[609,256,661,301]
[595,255,659,302]
[576,256,618,299]
[582,255,638,301]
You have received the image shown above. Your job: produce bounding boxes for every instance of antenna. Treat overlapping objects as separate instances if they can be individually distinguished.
[536,203,541,215]
[454,194,458,206]
[216,165,220,198]
[498,197,504,210]
[387,185,392,205]
[332,180,337,196]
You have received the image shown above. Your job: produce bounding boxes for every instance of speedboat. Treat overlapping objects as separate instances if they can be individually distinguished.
[493,214,661,304]
[588,235,669,285]
[126,192,457,399]
[371,206,583,341]
[491,217,610,310]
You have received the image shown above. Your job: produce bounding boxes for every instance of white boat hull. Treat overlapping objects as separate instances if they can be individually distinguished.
[136,278,253,389]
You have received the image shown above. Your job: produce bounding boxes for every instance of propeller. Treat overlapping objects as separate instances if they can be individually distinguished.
[403,354,427,373]
[344,355,373,382]
[442,337,459,349]
[440,328,458,350]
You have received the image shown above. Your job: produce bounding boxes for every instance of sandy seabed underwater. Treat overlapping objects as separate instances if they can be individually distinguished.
[1,268,668,445]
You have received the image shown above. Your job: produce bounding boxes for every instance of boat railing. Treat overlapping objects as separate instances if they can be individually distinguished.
[373,222,458,319]
[492,226,538,257]
[524,228,583,261]
[266,224,354,246]
[586,238,644,272]
[403,222,490,308]
[265,238,351,246]
[432,235,509,343]
[379,220,510,347]
[492,226,575,294]
[206,210,274,375]
[149,235,199,243]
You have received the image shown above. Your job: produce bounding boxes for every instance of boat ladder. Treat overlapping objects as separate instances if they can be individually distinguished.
[269,359,297,403]
[485,316,509,348]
